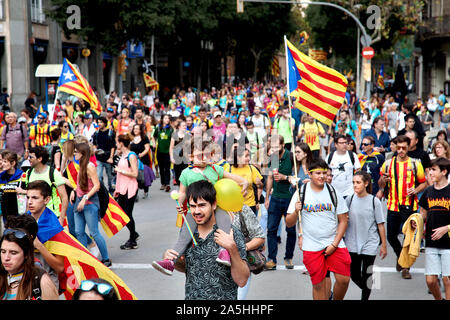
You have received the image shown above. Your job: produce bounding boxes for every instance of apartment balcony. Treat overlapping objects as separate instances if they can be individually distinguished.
[417,16,450,41]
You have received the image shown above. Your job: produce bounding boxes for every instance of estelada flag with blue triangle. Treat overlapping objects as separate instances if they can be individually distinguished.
[285,37,348,126]
[57,58,102,115]
[377,64,385,90]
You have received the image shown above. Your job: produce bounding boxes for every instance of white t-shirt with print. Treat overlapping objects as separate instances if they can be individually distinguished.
[326,151,361,197]
[287,183,349,251]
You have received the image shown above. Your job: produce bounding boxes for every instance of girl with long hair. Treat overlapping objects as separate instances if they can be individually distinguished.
[114,134,140,250]
[289,142,313,192]
[71,142,111,266]
[0,228,59,300]
[130,123,151,199]
[345,171,387,300]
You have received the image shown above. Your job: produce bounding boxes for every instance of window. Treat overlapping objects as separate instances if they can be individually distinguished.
[30,0,45,23]
[0,0,4,20]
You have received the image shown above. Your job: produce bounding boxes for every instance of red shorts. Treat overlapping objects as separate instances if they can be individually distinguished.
[303,248,351,285]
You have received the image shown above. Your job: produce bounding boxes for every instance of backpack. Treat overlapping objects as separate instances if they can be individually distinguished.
[327,150,355,167]
[298,182,338,213]
[4,124,26,150]
[127,151,145,185]
[30,266,46,300]
[347,194,382,244]
[26,166,59,212]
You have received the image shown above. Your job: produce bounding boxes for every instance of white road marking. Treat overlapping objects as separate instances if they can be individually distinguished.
[110,263,425,274]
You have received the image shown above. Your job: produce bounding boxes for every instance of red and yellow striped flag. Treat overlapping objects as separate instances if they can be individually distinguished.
[286,39,348,126]
[271,56,280,78]
[66,162,130,237]
[57,58,102,115]
[143,73,159,91]
[32,208,136,300]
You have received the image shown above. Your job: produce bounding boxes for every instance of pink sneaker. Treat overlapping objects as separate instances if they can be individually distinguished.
[216,248,231,267]
[152,259,175,276]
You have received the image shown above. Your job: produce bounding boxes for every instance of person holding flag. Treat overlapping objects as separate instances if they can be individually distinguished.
[54,58,102,121]
[377,65,385,91]
[24,180,136,299]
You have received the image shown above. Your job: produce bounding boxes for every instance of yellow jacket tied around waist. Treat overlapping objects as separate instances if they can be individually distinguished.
[398,213,424,269]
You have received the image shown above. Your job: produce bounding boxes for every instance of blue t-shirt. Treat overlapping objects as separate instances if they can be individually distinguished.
[234,95,243,106]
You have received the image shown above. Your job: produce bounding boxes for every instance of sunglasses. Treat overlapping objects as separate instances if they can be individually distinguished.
[37,117,44,120]
[362,143,372,146]
[79,280,113,295]
[3,229,28,239]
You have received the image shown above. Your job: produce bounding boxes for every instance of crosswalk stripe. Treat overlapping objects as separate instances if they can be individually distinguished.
[110,263,425,274]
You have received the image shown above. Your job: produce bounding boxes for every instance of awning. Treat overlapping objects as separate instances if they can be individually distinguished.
[35,63,79,78]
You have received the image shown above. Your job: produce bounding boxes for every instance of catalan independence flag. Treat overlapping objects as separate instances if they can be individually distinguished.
[271,56,280,78]
[57,58,102,115]
[29,208,137,300]
[377,64,385,90]
[285,38,348,126]
[66,161,130,238]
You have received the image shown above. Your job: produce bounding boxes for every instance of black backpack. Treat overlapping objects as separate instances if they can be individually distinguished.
[327,150,355,167]
[298,182,338,212]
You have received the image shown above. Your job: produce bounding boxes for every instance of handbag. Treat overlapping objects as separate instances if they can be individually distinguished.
[238,211,266,275]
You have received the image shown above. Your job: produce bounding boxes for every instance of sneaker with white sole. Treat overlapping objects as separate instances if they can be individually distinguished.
[152,259,175,276]
[89,245,101,259]
[216,248,231,267]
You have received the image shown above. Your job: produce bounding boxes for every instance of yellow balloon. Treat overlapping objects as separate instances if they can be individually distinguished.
[214,178,244,212]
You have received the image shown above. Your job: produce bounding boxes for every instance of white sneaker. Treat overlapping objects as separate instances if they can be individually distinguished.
[89,245,101,259]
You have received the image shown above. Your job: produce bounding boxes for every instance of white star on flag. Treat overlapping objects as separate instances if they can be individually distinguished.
[63,70,74,81]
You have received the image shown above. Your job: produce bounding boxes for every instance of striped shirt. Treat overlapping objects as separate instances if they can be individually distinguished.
[29,124,52,146]
[380,157,426,212]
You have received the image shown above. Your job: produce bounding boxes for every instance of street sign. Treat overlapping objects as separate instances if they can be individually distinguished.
[362,46,375,60]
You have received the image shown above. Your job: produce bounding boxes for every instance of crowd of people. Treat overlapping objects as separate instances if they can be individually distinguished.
[0,79,449,301]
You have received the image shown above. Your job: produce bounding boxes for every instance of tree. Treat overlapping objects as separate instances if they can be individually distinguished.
[303,0,424,72]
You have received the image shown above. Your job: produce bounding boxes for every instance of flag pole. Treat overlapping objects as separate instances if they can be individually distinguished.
[284,36,299,193]
[284,35,302,233]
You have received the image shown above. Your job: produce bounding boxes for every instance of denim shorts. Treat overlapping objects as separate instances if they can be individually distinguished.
[425,247,450,276]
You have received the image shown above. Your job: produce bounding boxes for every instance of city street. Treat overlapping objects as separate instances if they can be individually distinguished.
[104,180,436,300]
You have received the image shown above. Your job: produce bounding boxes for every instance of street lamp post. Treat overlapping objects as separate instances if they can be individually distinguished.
[240,0,373,99]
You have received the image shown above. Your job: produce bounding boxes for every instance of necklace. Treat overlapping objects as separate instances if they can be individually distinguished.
[7,271,23,288]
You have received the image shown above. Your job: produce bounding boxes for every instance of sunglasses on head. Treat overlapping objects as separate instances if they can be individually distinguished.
[79,280,113,295]
[3,229,28,239]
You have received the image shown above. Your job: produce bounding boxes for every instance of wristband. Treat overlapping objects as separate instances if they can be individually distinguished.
[331,243,337,249]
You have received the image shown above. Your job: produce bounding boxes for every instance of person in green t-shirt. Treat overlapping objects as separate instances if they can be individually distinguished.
[273,106,295,151]
[264,135,296,270]
[153,114,173,192]
[152,139,249,276]
[18,146,68,226]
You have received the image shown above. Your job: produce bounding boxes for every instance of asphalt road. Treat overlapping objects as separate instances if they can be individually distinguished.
[100,180,438,301]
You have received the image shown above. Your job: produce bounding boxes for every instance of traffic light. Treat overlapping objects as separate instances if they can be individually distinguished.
[117,53,127,74]
[237,0,244,13]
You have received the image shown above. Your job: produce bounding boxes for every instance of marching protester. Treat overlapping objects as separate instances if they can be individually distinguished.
[345,171,387,300]
[286,159,350,300]
[1,217,59,300]
[161,180,249,300]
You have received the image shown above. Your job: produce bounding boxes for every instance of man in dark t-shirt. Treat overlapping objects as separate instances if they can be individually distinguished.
[92,117,116,192]
[417,157,450,300]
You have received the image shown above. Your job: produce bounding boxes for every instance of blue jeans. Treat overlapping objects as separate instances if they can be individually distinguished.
[67,200,92,247]
[74,202,109,261]
[267,196,296,263]
[97,161,114,192]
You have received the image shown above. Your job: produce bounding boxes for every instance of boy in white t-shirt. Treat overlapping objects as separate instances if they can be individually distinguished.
[326,134,361,198]
[286,159,351,300]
